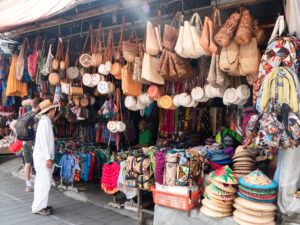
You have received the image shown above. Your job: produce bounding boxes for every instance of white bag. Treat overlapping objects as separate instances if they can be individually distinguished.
[61,82,70,95]
[146,21,160,56]
[42,44,53,76]
[141,53,164,85]
[175,24,188,58]
[189,13,207,58]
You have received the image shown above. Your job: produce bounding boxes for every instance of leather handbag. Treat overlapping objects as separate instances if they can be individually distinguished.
[52,37,63,70]
[122,32,138,63]
[121,64,142,96]
[162,12,180,51]
[141,53,164,84]
[235,7,253,45]
[70,82,84,96]
[200,17,211,55]
[214,11,241,47]
[133,43,144,83]
[171,52,195,80]
[27,36,39,78]
[63,39,70,69]
[91,23,103,67]
[79,25,94,68]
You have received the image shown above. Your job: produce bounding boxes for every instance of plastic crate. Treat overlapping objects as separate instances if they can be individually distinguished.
[151,186,200,211]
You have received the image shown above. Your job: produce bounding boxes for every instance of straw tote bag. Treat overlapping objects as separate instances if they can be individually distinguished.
[79,25,94,68]
[239,38,259,76]
[214,11,241,47]
[141,53,164,84]
[122,32,139,63]
[235,7,253,45]
[111,19,124,80]
[52,37,63,71]
[219,40,239,73]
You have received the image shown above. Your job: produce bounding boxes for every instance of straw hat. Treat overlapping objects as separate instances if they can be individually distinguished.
[236,85,251,101]
[234,197,277,212]
[233,146,254,158]
[210,165,238,185]
[172,94,181,107]
[233,210,275,224]
[202,198,233,213]
[233,216,275,225]
[200,206,232,218]
[38,99,58,115]
[205,189,236,201]
[234,161,254,166]
[238,170,278,190]
[238,185,277,196]
[233,157,255,163]
[204,193,234,205]
[223,88,238,104]
[209,179,237,193]
[125,96,137,109]
[178,93,192,107]
[238,189,277,202]
[233,203,275,217]
[207,184,233,196]
[191,87,205,101]
[160,95,173,109]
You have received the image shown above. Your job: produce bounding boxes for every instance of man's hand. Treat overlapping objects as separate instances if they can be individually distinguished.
[46,159,54,169]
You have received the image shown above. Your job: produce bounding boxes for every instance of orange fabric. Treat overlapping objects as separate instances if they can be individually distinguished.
[6,55,28,97]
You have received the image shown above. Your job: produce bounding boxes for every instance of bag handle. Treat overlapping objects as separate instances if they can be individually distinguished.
[117,17,125,55]
[189,13,203,30]
[65,39,70,68]
[211,6,221,30]
[104,29,114,62]
[81,24,94,55]
[268,15,286,44]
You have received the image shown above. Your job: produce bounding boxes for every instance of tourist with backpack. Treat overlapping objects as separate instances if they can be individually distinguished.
[15,98,41,192]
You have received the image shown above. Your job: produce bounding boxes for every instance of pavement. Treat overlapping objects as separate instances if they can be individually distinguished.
[0,158,139,225]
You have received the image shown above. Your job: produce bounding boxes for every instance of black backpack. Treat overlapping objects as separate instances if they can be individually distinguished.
[15,111,38,141]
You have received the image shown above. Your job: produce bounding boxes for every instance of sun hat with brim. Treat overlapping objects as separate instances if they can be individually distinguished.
[205,189,236,201]
[239,185,277,196]
[237,192,275,203]
[38,100,59,115]
[207,183,233,196]
[233,210,275,224]
[200,206,232,218]
[233,152,254,159]
[204,193,234,205]
[160,95,173,109]
[233,203,275,217]
[210,165,238,185]
[234,170,253,175]
[234,197,277,211]
[239,189,277,202]
[236,85,251,100]
[202,198,233,213]
[209,179,237,193]
[233,216,276,225]
[234,161,254,166]
[223,88,238,104]
[191,86,205,101]
[204,195,233,207]
[238,170,278,190]
[234,165,255,169]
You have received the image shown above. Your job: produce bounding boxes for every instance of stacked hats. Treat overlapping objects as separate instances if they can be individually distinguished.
[233,170,278,225]
[200,166,238,217]
[232,146,256,178]
[238,170,278,203]
[233,197,277,225]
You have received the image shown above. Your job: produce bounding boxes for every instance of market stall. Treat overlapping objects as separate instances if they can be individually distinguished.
[1,0,300,224]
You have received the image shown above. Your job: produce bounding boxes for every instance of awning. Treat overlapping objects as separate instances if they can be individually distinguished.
[0,0,93,32]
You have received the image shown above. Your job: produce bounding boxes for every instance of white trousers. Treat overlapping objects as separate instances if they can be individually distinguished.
[31,158,52,213]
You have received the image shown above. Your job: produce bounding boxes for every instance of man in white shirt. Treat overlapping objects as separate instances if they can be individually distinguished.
[32,99,58,215]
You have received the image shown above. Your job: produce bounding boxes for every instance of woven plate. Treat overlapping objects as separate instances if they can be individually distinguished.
[233,203,275,217]
[200,206,232,218]
[233,210,275,224]
[202,198,233,212]
[234,197,277,211]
